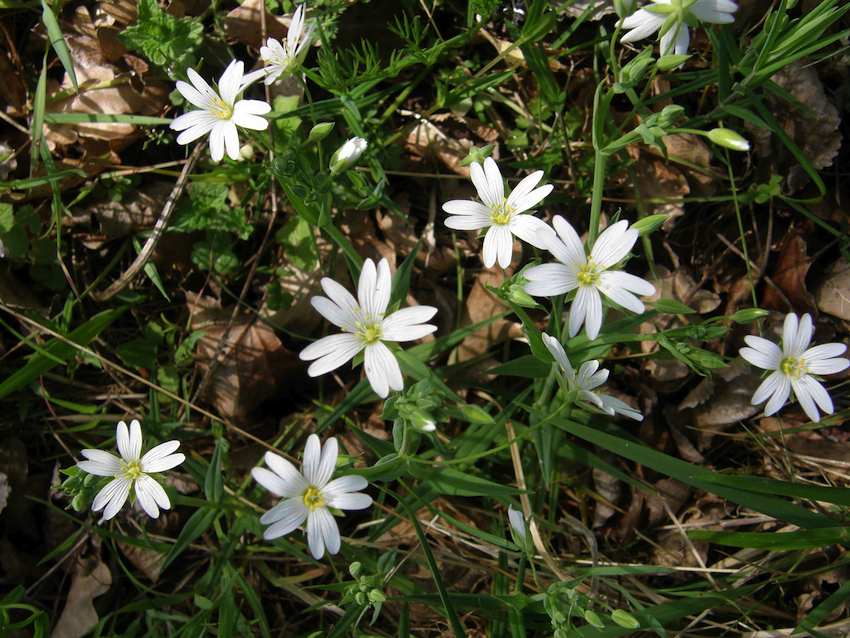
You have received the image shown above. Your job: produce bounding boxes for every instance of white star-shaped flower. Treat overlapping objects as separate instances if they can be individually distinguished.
[77,420,184,520]
[739,313,848,423]
[524,216,655,340]
[260,3,313,84]
[170,60,271,162]
[542,333,643,420]
[300,258,438,398]
[620,0,738,56]
[442,157,554,269]
[252,434,372,559]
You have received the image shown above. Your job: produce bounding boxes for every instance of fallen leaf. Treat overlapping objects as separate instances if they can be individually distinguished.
[404,116,472,176]
[815,258,850,321]
[224,0,291,47]
[592,465,621,528]
[51,559,112,638]
[762,227,815,312]
[645,478,690,527]
[187,293,300,419]
[118,541,164,582]
[455,270,522,364]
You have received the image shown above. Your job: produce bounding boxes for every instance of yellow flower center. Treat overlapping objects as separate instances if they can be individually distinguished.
[577,262,600,287]
[302,485,325,511]
[357,322,383,344]
[210,96,234,120]
[780,356,807,380]
[122,460,144,480]
[490,200,514,226]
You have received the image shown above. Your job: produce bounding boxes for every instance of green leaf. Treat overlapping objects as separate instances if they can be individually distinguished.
[489,354,549,379]
[41,1,77,91]
[0,203,13,233]
[43,113,171,125]
[119,0,203,76]
[205,439,226,503]
[689,527,850,550]
[0,308,125,399]
[409,465,519,498]
[172,182,252,240]
[653,298,696,315]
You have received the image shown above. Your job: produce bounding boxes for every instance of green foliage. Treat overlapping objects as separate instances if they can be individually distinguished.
[120,0,203,76]
[172,182,253,240]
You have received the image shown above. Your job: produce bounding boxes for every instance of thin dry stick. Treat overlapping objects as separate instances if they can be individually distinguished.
[504,419,573,583]
[92,143,204,301]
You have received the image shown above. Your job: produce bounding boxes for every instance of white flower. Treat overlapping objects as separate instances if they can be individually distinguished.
[300,258,438,398]
[620,0,738,56]
[260,3,313,84]
[442,157,554,269]
[542,332,643,420]
[739,313,849,423]
[170,60,271,162]
[77,420,184,520]
[507,505,527,541]
[252,434,372,559]
[525,216,655,340]
[329,137,368,175]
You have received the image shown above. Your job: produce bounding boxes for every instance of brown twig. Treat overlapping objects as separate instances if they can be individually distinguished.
[91,143,204,301]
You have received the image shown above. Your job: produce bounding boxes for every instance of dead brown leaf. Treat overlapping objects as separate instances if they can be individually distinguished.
[224,0,291,47]
[762,227,815,312]
[46,6,168,152]
[404,117,472,176]
[187,293,300,419]
[51,558,111,638]
[455,270,522,364]
[816,258,850,321]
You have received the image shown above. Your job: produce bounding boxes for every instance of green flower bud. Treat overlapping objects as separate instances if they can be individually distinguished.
[368,589,386,604]
[349,561,362,578]
[329,137,368,175]
[307,122,335,143]
[707,128,750,152]
[611,609,641,629]
[730,307,769,324]
[460,144,494,167]
[584,610,605,628]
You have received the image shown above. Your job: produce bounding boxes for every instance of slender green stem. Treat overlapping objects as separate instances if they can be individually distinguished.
[587,150,608,246]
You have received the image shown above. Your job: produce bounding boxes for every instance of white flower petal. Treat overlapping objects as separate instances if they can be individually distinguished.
[510,184,553,215]
[598,272,649,314]
[581,287,603,339]
[791,313,814,356]
[751,370,782,405]
[311,296,357,331]
[96,477,132,521]
[323,474,369,501]
[264,451,308,496]
[550,216,586,269]
[320,277,360,320]
[743,335,783,364]
[324,489,372,511]
[142,453,185,473]
[481,226,499,268]
[218,60,244,106]
[170,110,217,132]
[381,306,438,342]
[175,79,212,110]
[223,122,240,160]
[470,161,497,206]
[620,10,665,43]
[791,378,821,422]
[599,394,643,421]
[496,225,514,268]
[310,437,338,488]
[541,333,573,375]
[806,357,850,376]
[690,0,737,23]
[141,440,181,466]
[262,499,308,538]
[301,334,364,377]
[442,200,491,217]
[306,510,325,558]
[509,214,554,249]
[740,347,779,371]
[135,475,167,518]
[79,449,122,476]
[364,341,403,398]
[506,171,544,209]
[803,342,847,363]
[209,123,226,162]
[782,313,799,356]
[371,258,392,317]
[764,374,791,416]
[797,375,834,416]
[483,157,504,205]
[116,421,131,461]
[314,507,341,556]
[302,435,321,486]
[590,221,636,269]
[445,215,491,231]
[660,22,690,56]
[524,263,578,297]
[507,505,526,539]
[252,467,290,498]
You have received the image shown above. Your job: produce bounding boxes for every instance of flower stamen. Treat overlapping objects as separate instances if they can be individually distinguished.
[490,200,514,226]
[302,485,325,511]
[780,356,807,380]
[122,460,144,480]
[577,262,600,287]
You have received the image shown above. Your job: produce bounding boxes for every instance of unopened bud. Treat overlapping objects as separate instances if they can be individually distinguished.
[707,128,750,152]
[329,137,368,175]
[307,122,335,143]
